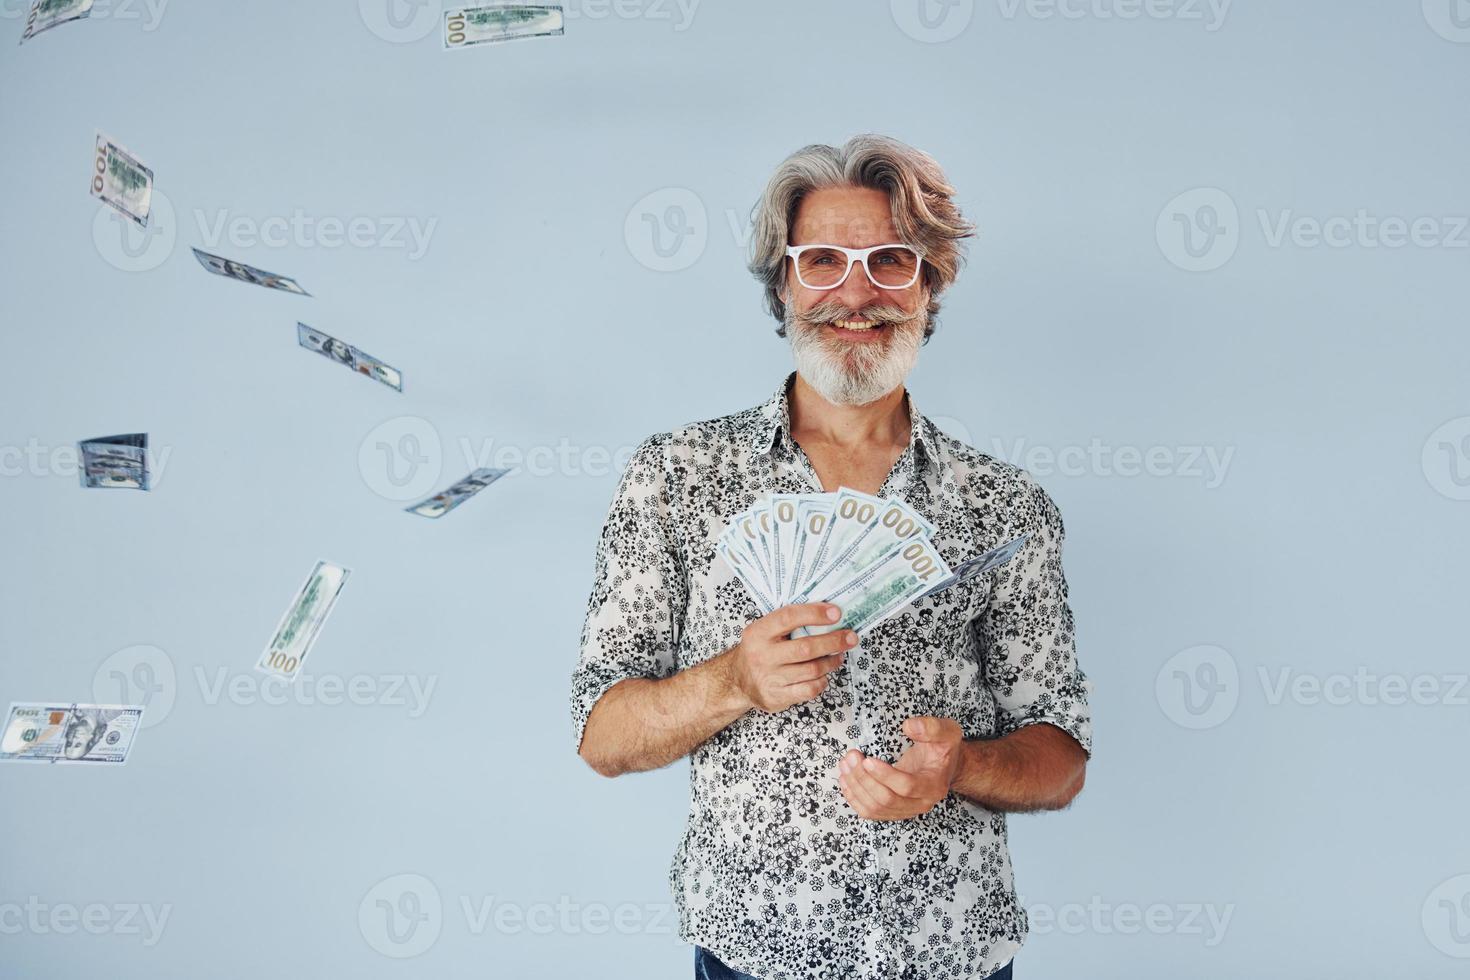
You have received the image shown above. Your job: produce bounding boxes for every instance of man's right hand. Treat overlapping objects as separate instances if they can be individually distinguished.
[726,603,858,713]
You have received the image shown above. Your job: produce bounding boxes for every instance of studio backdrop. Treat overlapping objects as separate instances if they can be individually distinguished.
[2,1,1467,977]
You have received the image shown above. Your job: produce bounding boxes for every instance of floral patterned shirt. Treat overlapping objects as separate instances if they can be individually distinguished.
[571,373,1093,980]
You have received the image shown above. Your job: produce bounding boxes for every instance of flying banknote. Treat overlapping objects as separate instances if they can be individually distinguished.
[405,467,510,518]
[1,703,143,765]
[192,247,310,296]
[444,4,564,47]
[19,0,93,44]
[78,433,149,490]
[297,323,402,392]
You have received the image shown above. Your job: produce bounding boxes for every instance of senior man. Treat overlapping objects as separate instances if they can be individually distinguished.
[571,134,1092,980]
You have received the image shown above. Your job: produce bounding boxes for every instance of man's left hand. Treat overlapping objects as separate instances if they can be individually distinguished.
[837,716,965,821]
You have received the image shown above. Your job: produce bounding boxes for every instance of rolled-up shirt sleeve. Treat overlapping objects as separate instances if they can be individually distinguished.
[570,433,688,755]
[974,473,1093,757]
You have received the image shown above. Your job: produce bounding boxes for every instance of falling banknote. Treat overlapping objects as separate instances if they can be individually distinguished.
[444,4,564,47]
[297,323,402,392]
[19,0,93,44]
[256,560,350,682]
[90,132,153,228]
[1,703,143,765]
[405,467,510,518]
[192,247,310,296]
[78,432,148,490]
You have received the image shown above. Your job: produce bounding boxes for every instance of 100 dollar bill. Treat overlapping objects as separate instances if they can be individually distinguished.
[2,703,143,765]
[90,132,153,228]
[444,4,564,47]
[20,0,93,44]
[795,537,951,638]
[257,560,350,682]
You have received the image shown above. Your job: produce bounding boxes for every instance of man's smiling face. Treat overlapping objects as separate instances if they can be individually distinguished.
[785,185,930,405]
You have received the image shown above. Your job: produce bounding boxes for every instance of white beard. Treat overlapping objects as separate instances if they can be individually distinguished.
[787,309,926,407]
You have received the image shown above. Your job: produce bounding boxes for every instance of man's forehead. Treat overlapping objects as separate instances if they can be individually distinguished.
[791,187,900,246]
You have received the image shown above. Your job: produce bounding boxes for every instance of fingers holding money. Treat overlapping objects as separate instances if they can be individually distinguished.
[731,605,857,714]
[750,602,841,641]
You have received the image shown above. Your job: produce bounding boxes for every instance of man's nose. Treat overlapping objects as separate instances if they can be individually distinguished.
[831,258,881,310]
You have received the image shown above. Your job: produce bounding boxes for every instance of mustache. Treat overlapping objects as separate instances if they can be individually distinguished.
[791,300,922,327]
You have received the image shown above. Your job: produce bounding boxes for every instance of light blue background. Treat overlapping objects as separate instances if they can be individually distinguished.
[2,0,1468,977]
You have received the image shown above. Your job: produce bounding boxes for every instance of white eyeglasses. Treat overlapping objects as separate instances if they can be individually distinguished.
[785,243,924,290]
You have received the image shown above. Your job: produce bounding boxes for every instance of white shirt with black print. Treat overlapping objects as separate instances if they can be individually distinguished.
[572,373,1093,980]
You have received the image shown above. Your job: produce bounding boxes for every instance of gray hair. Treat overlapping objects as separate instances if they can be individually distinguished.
[748,134,976,339]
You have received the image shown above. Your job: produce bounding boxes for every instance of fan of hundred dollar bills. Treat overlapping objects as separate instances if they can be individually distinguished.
[717,489,1030,638]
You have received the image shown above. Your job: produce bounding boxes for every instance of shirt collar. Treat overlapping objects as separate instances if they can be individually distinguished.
[750,371,940,475]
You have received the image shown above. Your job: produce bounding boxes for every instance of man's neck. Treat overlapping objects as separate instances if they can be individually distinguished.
[787,371,910,452]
